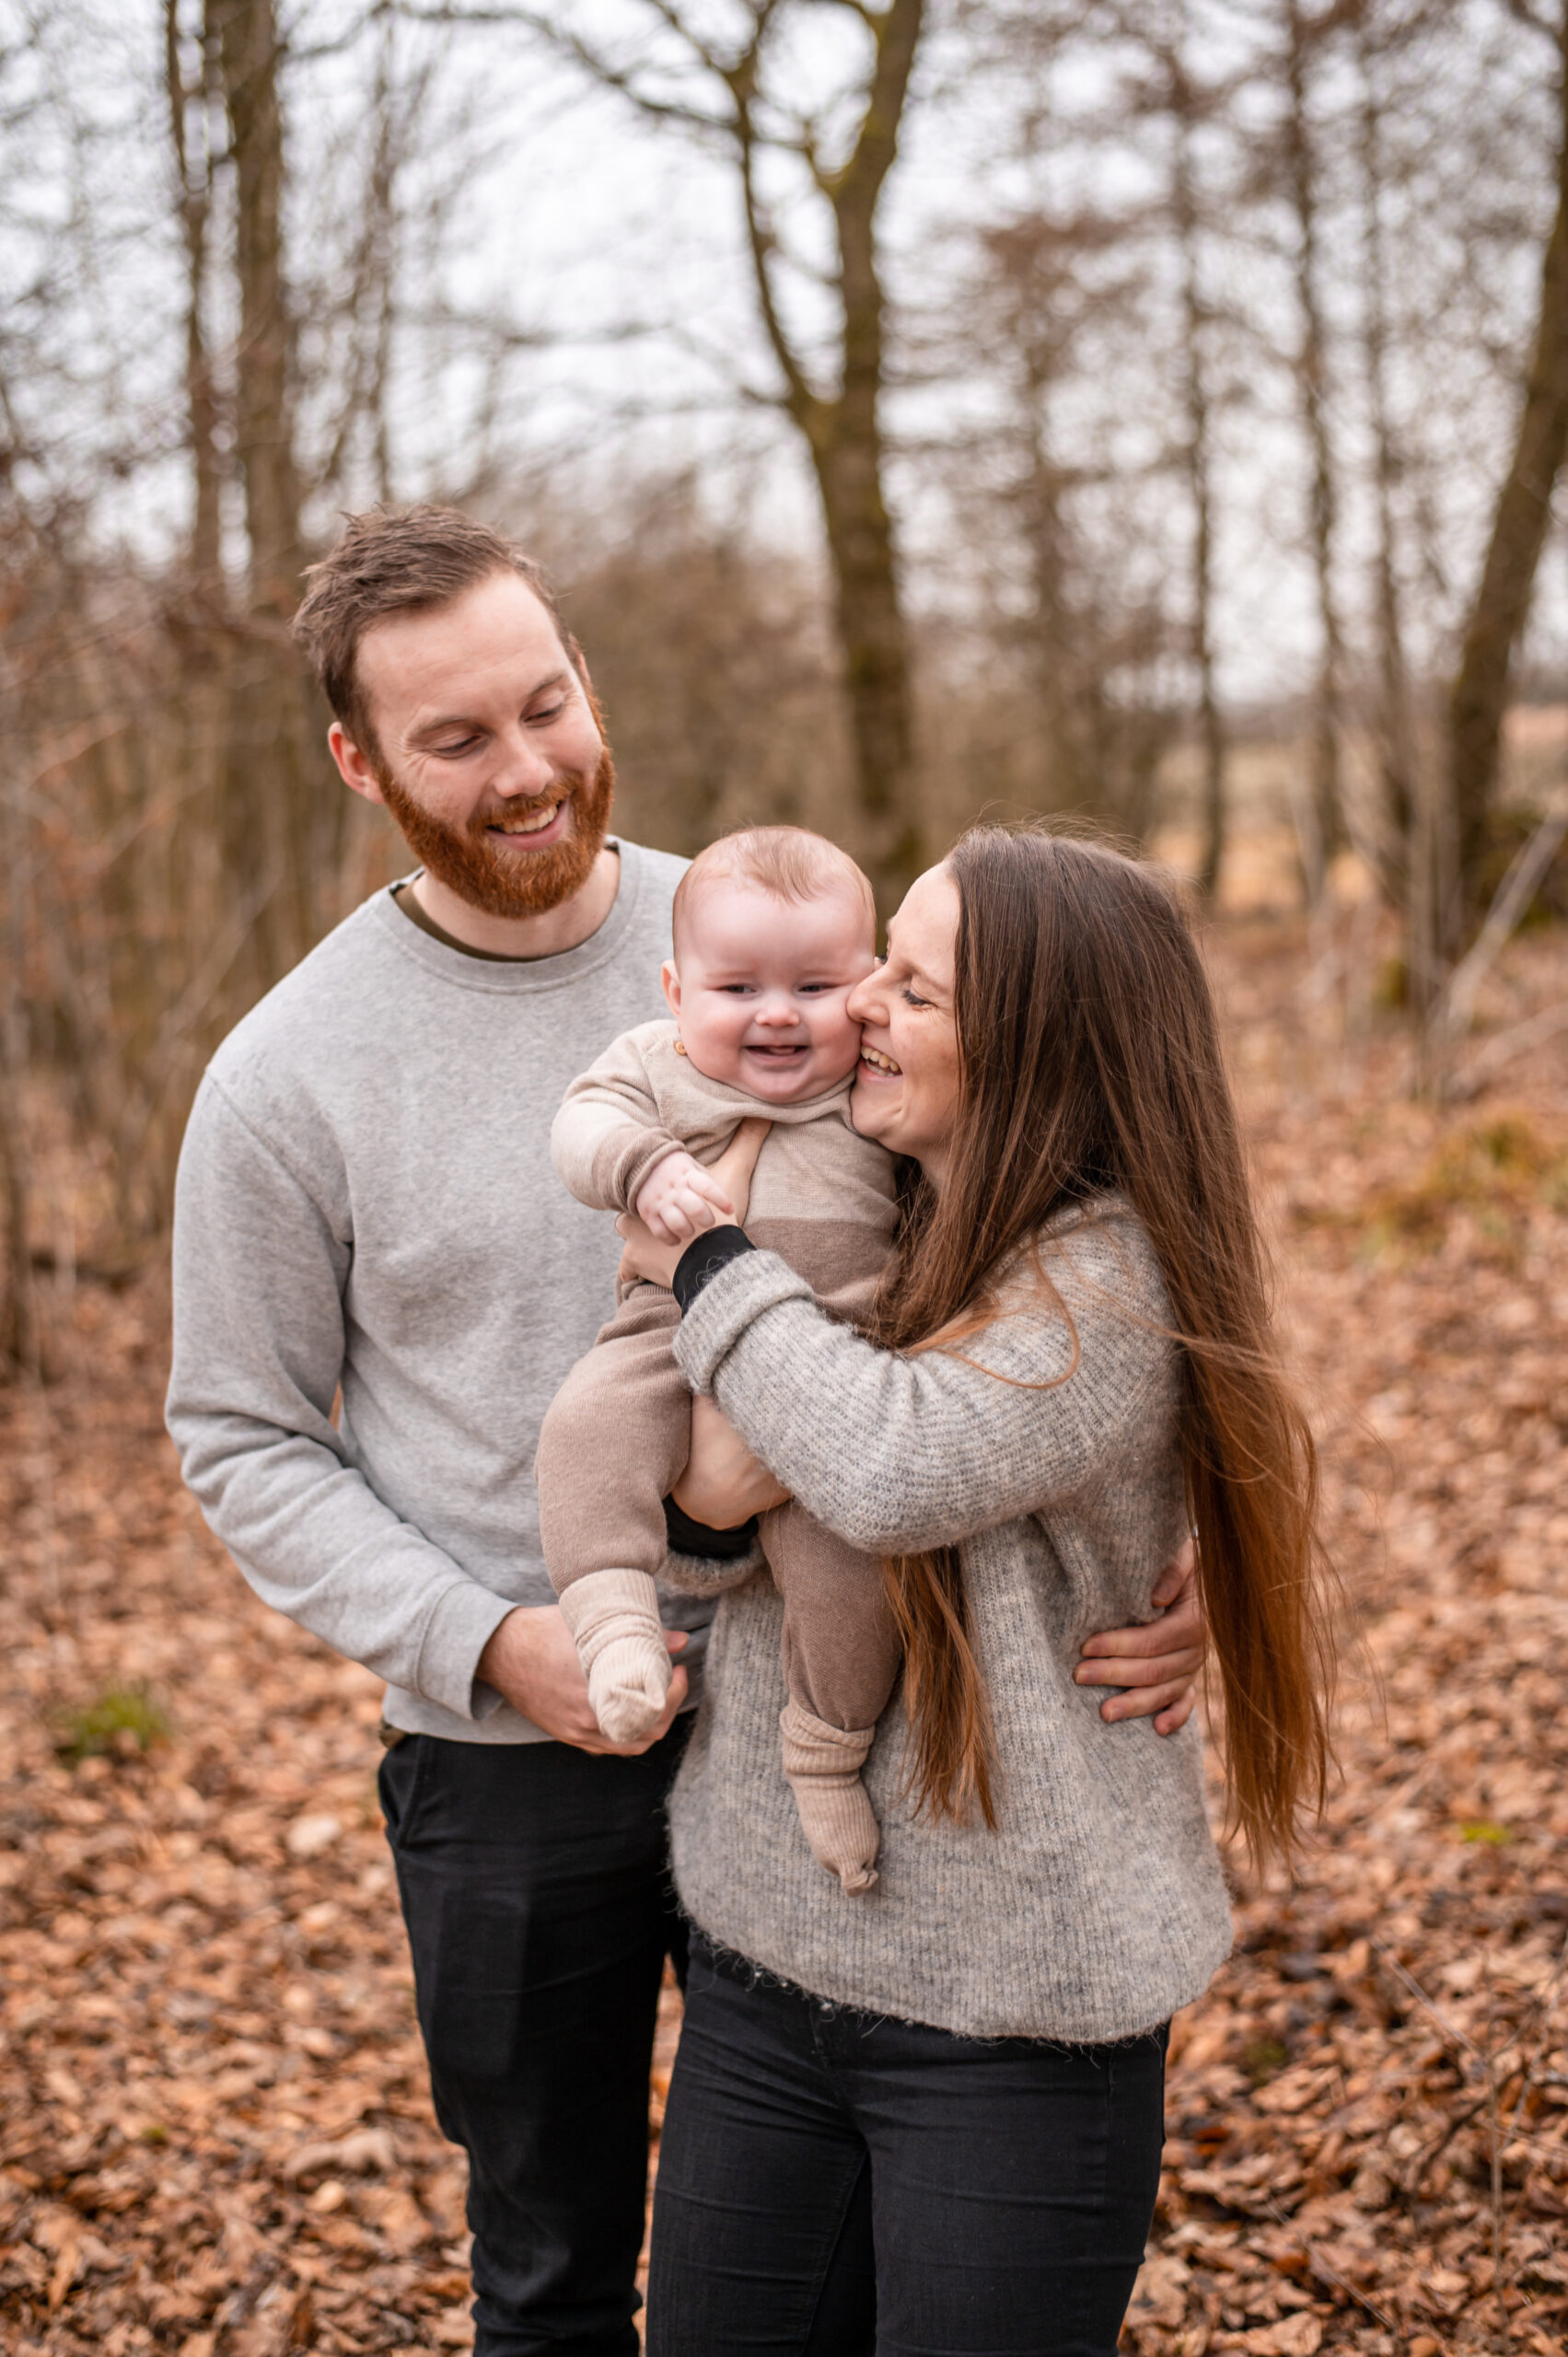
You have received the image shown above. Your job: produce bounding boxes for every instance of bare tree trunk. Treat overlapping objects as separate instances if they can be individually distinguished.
[527,0,924,914]
[1446,7,1568,944]
[1283,0,1346,900]
[730,0,923,915]
[1356,19,1446,1016]
[215,0,318,995]
[0,737,36,1376]
[1357,36,1414,871]
[217,0,301,611]
[1172,86,1226,898]
[167,0,224,584]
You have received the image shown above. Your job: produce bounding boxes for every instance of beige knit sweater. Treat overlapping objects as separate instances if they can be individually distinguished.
[551,1018,898,1304]
[666,1197,1235,2042]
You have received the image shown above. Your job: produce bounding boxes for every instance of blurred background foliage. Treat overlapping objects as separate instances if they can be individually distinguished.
[2,0,1568,1363]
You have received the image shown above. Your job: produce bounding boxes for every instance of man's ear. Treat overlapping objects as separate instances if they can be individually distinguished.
[330,721,388,807]
[661,960,682,1020]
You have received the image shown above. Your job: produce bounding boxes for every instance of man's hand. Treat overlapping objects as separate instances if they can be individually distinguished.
[1074,1541,1205,1735]
[477,1605,689,1755]
[634,1150,736,1246]
[671,1393,791,1527]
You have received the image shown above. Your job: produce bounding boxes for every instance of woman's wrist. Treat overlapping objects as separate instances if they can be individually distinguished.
[672,1224,755,1314]
[662,1493,760,1558]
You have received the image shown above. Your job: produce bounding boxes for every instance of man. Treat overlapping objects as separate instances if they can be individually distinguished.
[167,505,1203,2357]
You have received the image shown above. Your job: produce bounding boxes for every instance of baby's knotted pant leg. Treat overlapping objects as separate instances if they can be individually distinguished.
[763,1504,901,1896]
[536,1287,691,1746]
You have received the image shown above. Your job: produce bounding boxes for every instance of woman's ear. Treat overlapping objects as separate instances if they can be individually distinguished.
[661,960,682,1019]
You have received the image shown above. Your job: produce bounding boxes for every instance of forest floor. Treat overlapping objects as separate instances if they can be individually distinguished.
[1,906,1566,2357]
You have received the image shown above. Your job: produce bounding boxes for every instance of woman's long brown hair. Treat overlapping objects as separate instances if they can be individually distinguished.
[869,826,1334,1868]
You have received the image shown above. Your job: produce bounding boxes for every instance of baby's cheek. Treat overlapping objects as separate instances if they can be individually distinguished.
[818,1002,865,1070]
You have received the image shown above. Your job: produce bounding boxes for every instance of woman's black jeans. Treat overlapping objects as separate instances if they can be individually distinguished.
[646,1935,1167,2357]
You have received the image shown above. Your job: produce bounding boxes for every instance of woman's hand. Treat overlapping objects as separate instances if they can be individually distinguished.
[1074,1540,1206,1735]
[618,1116,771,1289]
[616,1211,686,1291]
[672,1394,791,1527]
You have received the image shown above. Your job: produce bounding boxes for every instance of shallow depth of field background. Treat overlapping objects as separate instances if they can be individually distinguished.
[3,3,1568,2352]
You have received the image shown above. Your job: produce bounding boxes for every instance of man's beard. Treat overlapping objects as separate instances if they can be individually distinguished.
[378,742,616,920]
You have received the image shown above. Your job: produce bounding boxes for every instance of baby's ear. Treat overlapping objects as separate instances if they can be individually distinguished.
[660,960,681,1018]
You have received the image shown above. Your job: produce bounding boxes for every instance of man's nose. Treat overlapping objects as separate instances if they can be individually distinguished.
[492,726,557,798]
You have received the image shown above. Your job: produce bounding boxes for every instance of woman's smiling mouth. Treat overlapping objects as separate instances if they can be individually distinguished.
[859,1045,901,1074]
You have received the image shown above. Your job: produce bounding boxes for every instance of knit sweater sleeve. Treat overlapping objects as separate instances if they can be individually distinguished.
[165,1076,514,1721]
[550,1028,686,1213]
[671,1210,1173,1556]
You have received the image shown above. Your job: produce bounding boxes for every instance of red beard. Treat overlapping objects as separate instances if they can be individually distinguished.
[378,742,616,920]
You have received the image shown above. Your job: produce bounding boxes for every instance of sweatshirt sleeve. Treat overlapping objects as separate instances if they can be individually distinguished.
[670,1225,1173,1556]
[165,1077,513,1720]
[550,1032,686,1212]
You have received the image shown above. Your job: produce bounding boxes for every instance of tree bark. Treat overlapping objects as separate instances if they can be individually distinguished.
[1357,36,1414,870]
[215,0,301,613]
[215,0,319,993]
[1283,0,1346,900]
[166,0,224,584]
[737,0,923,916]
[1171,80,1226,898]
[1446,8,1568,941]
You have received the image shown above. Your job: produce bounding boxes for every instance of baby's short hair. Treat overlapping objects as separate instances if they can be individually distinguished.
[671,827,876,956]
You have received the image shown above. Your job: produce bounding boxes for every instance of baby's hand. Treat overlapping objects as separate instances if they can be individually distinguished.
[634,1150,737,1245]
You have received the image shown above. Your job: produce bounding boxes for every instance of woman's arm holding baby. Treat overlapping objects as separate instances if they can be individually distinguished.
[632,1123,1206,1726]
[671,1392,1203,1729]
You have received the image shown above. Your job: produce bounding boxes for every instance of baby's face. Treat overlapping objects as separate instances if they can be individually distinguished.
[663,880,876,1103]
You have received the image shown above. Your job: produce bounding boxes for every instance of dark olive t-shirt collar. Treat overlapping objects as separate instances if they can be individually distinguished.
[390,847,622,965]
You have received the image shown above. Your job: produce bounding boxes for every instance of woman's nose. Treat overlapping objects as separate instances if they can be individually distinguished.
[845,972,879,1024]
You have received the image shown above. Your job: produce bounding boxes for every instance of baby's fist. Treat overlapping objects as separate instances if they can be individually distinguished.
[634,1150,736,1245]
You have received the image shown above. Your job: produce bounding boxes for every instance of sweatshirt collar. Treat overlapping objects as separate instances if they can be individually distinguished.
[367,841,653,994]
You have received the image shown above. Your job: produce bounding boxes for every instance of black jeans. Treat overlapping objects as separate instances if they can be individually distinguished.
[646,1936,1167,2357]
[379,1724,691,2357]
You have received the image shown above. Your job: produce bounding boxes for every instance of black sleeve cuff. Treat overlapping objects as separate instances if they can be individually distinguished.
[672,1224,756,1314]
[662,1493,761,1560]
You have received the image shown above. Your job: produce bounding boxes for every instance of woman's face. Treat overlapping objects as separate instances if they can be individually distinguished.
[846,865,963,1185]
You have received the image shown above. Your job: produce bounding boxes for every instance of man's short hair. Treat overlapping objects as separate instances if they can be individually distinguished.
[671,826,876,955]
[292,505,575,764]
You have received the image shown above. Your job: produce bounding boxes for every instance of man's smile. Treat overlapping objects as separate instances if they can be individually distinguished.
[485,795,570,845]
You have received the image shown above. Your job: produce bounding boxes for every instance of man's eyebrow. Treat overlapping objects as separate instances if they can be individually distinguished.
[409,672,571,742]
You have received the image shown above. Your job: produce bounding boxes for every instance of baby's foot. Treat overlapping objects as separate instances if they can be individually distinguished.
[780,1701,880,1895]
[559,1569,671,1744]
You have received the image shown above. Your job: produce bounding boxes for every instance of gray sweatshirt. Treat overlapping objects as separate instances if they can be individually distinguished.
[667,1203,1235,2040]
[165,842,710,1742]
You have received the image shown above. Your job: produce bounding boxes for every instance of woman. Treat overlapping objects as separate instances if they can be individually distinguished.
[621,829,1333,2357]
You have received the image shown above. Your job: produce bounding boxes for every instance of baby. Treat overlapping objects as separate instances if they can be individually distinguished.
[537,827,901,1893]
